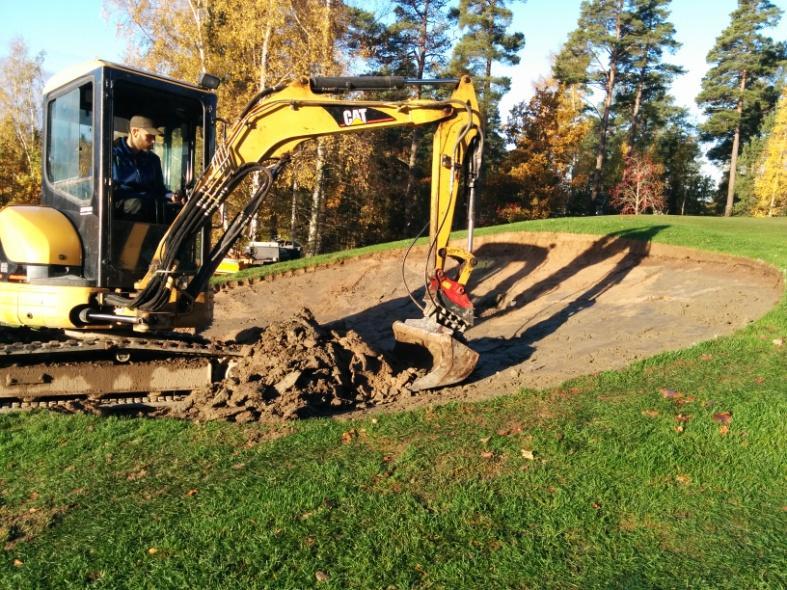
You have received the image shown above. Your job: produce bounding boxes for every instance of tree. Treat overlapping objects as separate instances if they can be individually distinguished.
[754,88,787,215]
[554,0,629,210]
[0,38,45,206]
[696,0,784,217]
[388,1,453,229]
[654,109,709,215]
[617,0,683,150]
[610,151,665,214]
[500,79,591,219]
[450,0,525,156]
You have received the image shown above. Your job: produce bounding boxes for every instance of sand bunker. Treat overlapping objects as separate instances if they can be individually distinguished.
[202,230,782,415]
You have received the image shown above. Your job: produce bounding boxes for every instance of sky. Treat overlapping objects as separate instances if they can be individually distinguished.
[1,0,786,179]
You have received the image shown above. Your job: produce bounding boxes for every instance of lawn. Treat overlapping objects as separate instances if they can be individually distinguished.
[1,215,785,589]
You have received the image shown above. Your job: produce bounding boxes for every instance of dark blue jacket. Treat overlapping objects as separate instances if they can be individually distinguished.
[112,138,167,202]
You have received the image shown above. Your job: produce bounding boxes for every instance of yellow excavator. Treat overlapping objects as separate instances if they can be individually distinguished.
[0,61,482,403]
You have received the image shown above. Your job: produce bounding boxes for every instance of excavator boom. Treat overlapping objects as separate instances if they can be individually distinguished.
[116,74,484,390]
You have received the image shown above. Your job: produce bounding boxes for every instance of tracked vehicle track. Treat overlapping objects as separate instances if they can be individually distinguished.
[0,332,245,408]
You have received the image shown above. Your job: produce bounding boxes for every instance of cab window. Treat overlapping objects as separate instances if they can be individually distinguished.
[46,83,93,202]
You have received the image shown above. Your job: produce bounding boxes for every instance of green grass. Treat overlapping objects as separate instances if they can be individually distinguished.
[2,215,786,589]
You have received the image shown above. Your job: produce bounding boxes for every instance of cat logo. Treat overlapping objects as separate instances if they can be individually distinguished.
[343,108,368,126]
[324,106,396,127]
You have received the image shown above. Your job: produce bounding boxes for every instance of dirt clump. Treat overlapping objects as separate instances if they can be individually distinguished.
[172,308,413,422]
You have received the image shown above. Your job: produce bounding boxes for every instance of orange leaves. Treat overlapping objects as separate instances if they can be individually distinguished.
[659,388,682,400]
[712,412,732,425]
[657,388,733,436]
[713,412,733,436]
[610,152,666,214]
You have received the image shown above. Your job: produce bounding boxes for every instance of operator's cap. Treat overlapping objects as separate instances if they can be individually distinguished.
[129,115,162,136]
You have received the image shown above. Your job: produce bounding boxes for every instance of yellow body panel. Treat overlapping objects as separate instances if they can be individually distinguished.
[0,206,82,265]
[0,282,95,328]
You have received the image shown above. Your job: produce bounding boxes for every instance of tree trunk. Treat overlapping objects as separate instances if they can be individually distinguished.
[724,71,747,217]
[291,176,299,240]
[306,0,333,255]
[629,80,644,149]
[307,140,327,255]
[590,3,622,211]
[247,11,274,239]
[403,0,430,232]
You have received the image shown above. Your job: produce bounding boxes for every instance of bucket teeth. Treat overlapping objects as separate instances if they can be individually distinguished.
[392,319,478,391]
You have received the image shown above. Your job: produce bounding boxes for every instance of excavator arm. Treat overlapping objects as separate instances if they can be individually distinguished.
[107,75,483,390]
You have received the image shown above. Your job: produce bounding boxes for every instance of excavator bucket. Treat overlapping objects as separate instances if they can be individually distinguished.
[392,319,479,392]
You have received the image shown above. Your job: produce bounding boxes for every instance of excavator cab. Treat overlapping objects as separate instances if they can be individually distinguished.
[40,61,216,290]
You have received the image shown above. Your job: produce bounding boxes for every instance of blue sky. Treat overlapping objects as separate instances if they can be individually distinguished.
[1,0,786,178]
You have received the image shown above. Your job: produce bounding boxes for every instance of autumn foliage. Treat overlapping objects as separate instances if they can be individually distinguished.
[610,152,666,215]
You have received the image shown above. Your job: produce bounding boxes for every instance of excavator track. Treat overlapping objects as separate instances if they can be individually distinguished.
[0,332,244,409]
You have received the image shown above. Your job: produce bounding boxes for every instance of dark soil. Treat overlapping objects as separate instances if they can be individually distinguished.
[169,309,414,422]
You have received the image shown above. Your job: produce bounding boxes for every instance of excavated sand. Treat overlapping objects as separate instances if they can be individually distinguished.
[172,309,413,421]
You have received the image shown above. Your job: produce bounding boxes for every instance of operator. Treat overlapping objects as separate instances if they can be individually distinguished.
[112,115,183,220]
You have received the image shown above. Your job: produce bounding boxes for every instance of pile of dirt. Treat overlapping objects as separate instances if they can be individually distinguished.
[171,308,414,422]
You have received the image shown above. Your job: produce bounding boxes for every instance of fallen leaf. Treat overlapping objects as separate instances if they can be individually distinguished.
[147,547,158,555]
[659,388,682,399]
[641,409,660,417]
[674,425,684,433]
[675,396,696,406]
[712,411,732,425]
[675,474,691,485]
[591,502,602,510]
[675,414,691,423]
[754,376,766,385]
[719,425,729,436]
[479,436,492,444]
[315,571,330,582]
[480,451,494,459]
[772,338,784,347]
[13,559,23,567]
[341,429,358,444]
[700,354,713,361]
[520,449,535,460]
[185,489,198,497]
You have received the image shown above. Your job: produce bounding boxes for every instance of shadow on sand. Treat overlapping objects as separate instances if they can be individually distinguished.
[331,225,669,384]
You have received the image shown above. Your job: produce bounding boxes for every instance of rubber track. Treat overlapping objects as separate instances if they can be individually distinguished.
[0,335,244,363]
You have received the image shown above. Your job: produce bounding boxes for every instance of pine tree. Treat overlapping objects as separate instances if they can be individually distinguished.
[450,0,525,157]
[617,0,683,150]
[387,1,453,232]
[654,109,709,215]
[696,0,784,217]
[554,0,630,211]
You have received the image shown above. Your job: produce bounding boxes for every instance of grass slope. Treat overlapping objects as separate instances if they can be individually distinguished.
[1,216,785,589]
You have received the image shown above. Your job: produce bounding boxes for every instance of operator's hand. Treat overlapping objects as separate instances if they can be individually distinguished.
[166,190,187,205]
